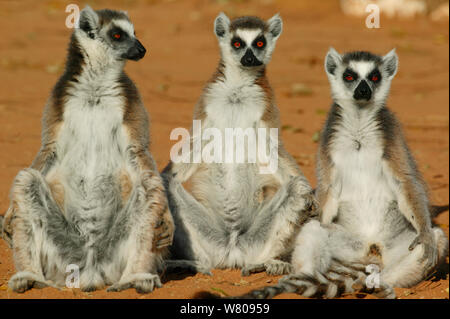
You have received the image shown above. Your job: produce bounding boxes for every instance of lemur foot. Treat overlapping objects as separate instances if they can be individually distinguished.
[9,271,49,293]
[107,273,162,294]
[242,260,293,276]
[366,282,396,299]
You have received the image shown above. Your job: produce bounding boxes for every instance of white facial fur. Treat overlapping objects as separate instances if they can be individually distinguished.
[113,19,135,37]
[236,29,261,46]
[325,48,399,109]
[75,6,139,67]
[213,13,283,68]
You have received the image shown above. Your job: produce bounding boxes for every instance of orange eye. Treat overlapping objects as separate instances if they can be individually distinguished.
[113,33,121,39]
[234,41,241,48]
[372,75,379,82]
[257,41,264,48]
[345,75,353,81]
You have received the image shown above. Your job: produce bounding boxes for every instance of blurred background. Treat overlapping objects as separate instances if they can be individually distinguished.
[0,0,448,299]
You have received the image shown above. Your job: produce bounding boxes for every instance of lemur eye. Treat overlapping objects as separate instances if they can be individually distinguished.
[371,75,378,81]
[234,41,241,48]
[113,33,121,39]
[257,41,264,48]
[345,75,354,81]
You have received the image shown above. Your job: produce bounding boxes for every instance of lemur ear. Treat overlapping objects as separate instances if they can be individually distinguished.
[214,12,230,38]
[382,49,398,78]
[325,47,342,76]
[267,14,283,38]
[79,5,99,34]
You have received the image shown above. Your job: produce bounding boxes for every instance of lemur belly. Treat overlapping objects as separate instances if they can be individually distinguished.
[331,133,396,243]
[46,92,130,245]
[195,80,270,264]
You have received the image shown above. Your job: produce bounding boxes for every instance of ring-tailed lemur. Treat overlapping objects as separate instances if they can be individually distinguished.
[161,13,316,276]
[228,49,448,299]
[1,6,174,293]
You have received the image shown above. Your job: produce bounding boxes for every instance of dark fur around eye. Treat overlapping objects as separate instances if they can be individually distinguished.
[231,37,245,50]
[368,69,382,83]
[109,27,127,41]
[343,68,358,82]
[252,36,266,49]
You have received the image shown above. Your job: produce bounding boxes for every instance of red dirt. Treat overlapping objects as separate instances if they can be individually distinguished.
[0,0,448,299]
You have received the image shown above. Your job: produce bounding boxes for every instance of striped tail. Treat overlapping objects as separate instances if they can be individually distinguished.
[197,259,396,299]
[240,273,323,299]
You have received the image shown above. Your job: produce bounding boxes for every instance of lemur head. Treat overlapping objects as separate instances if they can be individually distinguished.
[213,13,283,69]
[74,6,146,64]
[325,48,398,108]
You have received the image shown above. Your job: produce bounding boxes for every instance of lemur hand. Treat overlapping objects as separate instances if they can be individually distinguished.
[300,191,319,220]
[1,206,14,248]
[153,208,174,250]
[409,230,438,276]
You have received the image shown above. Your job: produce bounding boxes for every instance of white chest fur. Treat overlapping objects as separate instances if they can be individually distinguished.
[53,70,128,189]
[329,108,395,236]
[203,68,266,130]
[192,68,268,232]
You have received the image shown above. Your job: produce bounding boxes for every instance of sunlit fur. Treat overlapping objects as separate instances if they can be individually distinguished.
[161,13,316,276]
[232,49,448,299]
[2,6,173,294]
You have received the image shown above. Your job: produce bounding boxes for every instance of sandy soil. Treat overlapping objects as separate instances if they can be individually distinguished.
[0,0,448,299]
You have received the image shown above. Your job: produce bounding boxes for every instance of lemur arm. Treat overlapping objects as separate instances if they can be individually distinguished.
[123,98,174,250]
[384,124,436,270]
[30,143,57,173]
[384,120,432,234]
[316,147,339,224]
[30,100,62,174]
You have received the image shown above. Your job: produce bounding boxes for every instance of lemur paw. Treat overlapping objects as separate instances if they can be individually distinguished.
[241,264,265,276]
[365,282,396,299]
[265,260,293,275]
[294,191,319,225]
[107,273,162,294]
[153,209,174,250]
[242,260,293,276]
[9,271,48,293]
[302,192,319,215]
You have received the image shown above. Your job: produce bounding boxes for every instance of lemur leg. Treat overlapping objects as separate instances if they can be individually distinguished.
[381,227,448,288]
[241,176,316,276]
[163,177,227,274]
[107,171,171,293]
[6,168,82,293]
[283,220,396,298]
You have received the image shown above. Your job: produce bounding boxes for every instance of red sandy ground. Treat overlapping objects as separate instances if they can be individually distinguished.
[0,0,448,299]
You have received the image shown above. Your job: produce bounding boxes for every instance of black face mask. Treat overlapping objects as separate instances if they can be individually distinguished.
[241,49,263,67]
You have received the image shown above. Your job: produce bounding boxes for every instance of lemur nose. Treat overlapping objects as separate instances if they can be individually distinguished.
[354,80,372,101]
[124,39,147,61]
[135,39,146,55]
[245,55,254,64]
[241,49,262,67]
